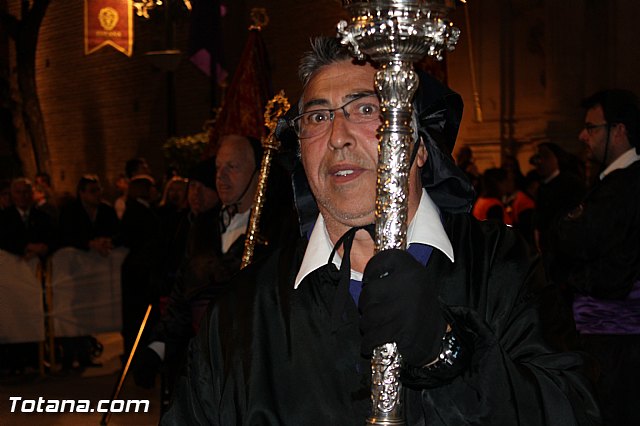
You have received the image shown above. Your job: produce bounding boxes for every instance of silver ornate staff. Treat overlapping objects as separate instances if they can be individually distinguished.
[337,1,460,424]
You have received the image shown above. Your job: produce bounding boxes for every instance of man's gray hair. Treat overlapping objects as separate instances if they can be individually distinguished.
[298,37,354,87]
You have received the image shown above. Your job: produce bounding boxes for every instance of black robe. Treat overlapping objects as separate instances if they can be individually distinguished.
[58,200,119,251]
[549,161,640,299]
[534,171,586,253]
[163,213,600,425]
[0,205,57,256]
[547,160,640,426]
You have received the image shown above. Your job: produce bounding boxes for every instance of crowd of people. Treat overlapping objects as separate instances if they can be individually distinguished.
[459,89,640,426]
[2,35,639,426]
[0,145,294,376]
[466,142,586,252]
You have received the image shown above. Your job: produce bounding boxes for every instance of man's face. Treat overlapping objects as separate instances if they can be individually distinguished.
[0,187,10,209]
[11,181,34,210]
[135,160,151,177]
[533,145,559,179]
[115,176,128,193]
[215,136,257,207]
[578,105,609,163]
[299,60,382,228]
[166,181,186,206]
[187,181,218,215]
[80,182,102,207]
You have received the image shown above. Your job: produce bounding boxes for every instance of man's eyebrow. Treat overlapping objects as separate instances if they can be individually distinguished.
[302,91,377,111]
[302,98,329,111]
[345,90,376,100]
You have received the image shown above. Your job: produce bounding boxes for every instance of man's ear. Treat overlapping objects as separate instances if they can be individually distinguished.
[415,137,428,168]
[615,122,628,139]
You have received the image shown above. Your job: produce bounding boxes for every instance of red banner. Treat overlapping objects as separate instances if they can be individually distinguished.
[84,0,133,57]
[206,28,272,156]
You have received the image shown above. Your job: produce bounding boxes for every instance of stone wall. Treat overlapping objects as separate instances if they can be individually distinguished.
[10,0,640,196]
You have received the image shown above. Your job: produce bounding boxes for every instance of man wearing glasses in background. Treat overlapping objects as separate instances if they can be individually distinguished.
[549,89,640,426]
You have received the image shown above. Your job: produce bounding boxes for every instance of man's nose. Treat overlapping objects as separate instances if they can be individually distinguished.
[217,168,228,181]
[578,128,589,143]
[327,111,353,150]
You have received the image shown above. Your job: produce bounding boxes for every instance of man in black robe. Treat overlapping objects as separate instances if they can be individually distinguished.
[162,37,600,425]
[549,89,640,426]
[134,135,296,396]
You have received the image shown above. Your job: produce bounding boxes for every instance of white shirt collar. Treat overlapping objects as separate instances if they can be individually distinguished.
[599,148,640,180]
[543,169,560,184]
[221,208,250,254]
[294,189,455,289]
[135,197,151,208]
[16,206,30,218]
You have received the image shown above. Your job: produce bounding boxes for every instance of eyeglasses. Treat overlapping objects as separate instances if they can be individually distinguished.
[290,94,380,139]
[582,122,610,136]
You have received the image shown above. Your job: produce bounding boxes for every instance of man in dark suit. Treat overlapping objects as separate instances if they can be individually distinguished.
[0,177,56,259]
[0,177,56,372]
[550,89,640,425]
[58,175,119,256]
[57,174,120,370]
[120,175,162,357]
[531,142,586,256]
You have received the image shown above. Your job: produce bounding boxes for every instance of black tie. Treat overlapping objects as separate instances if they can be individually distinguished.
[219,204,238,233]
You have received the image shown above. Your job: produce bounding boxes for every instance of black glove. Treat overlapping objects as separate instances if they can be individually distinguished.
[133,347,163,389]
[360,249,447,367]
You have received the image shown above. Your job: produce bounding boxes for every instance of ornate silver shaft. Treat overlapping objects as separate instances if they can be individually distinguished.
[337,1,460,425]
[369,343,405,425]
[374,61,418,251]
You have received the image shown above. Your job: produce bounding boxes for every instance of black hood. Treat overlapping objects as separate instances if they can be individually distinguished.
[276,69,474,237]
[413,69,475,214]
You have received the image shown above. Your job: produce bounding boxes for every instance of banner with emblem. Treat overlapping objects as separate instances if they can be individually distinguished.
[206,13,273,156]
[84,0,134,57]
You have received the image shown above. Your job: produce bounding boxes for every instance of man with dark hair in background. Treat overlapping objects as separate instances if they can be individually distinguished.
[58,175,119,257]
[125,157,151,179]
[57,174,119,370]
[550,89,640,426]
[117,157,153,220]
[531,142,586,256]
[120,175,162,358]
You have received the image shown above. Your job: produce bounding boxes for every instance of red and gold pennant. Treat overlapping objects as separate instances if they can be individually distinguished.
[84,0,133,57]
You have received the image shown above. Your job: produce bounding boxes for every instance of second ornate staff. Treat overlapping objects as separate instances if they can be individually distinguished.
[241,91,290,269]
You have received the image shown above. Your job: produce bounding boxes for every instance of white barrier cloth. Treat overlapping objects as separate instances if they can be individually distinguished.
[50,247,127,337]
[0,250,44,343]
